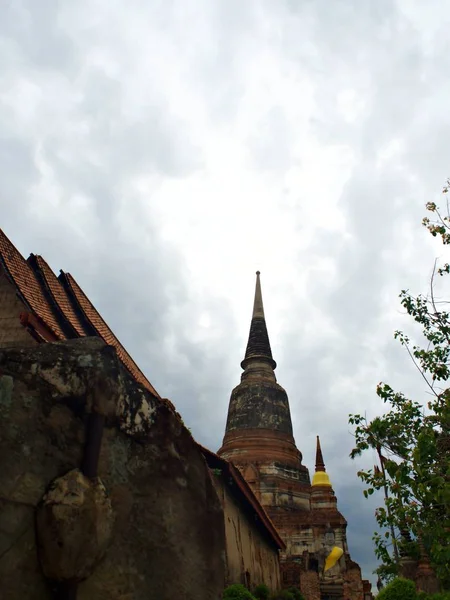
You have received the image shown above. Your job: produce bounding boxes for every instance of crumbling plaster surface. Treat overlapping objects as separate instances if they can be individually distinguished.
[212,474,281,591]
[226,381,293,434]
[0,337,225,600]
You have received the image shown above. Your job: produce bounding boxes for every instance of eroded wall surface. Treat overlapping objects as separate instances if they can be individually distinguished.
[213,475,281,592]
[0,338,225,600]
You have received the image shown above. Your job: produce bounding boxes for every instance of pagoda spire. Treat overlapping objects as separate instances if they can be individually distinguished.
[218,271,298,440]
[241,271,276,371]
[315,435,326,472]
[218,270,311,512]
[252,270,265,318]
[312,436,332,487]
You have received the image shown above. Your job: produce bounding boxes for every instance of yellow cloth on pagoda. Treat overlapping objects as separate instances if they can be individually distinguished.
[324,546,344,572]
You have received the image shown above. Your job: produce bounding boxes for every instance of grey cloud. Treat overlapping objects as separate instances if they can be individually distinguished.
[3,0,450,587]
[247,106,295,172]
[0,135,39,251]
[194,0,258,117]
[1,0,76,70]
[39,74,202,217]
[0,136,38,204]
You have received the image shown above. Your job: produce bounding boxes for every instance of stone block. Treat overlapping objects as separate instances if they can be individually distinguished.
[36,469,114,582]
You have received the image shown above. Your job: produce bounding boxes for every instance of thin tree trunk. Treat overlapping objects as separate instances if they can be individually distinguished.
[377,445,400,564]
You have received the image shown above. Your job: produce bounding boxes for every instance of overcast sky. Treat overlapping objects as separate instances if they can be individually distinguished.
[2,0,450,587]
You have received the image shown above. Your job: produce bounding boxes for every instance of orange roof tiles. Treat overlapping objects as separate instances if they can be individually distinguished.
[31,255,88,338]
[0,229,65,340]
[60,272,160,398]
[0,227,160,399]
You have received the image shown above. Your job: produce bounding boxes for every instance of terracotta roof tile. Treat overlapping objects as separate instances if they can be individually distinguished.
[60,271,160,398]
[0,229,65,340]
[31,255,88,338]
[0,227,160,399]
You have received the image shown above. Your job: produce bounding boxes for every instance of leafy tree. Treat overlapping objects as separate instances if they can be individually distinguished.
[377,577,417,600]
[286,587,305,600]
[349,182,450,587]
[253,584,270,600]
[223,583,256,600]
[269,591,295,600]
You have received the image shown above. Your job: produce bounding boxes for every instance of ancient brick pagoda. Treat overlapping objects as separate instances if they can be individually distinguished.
[218,272,371,600]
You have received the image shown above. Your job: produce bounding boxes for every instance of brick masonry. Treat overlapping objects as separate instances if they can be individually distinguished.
[219,273,371,599]
[342,560,365,600]
[300,570,321,600]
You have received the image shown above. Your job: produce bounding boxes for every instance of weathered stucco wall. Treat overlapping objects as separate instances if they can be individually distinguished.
[0,267,37,349]
[342,560,365,600]
[0,338,225,600]
[212,474,281,592]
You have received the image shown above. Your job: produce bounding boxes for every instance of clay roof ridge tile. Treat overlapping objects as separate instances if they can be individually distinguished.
[0,229,65,340]
[62,271,160,399]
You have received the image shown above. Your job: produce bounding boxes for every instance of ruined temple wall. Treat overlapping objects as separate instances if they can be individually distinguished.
[264,506,347,557]
[212,476,281,591]
[258,472,311,512]
[0,267,37,349]
[342,560,365,600]
[300,570,321,600]
[237,460,365,595]
[0,338,226,600]
[283,527,315,556]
